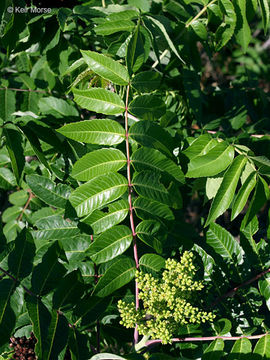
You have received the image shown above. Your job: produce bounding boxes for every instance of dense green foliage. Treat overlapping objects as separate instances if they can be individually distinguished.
[0,0,270,359]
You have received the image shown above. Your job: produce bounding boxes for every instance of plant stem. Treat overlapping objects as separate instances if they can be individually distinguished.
[152,49,168,69]
[17,189,34,221]
[186,0,217,28]
[124,84,139,344]
[0,87,48,93]
[91,234,101,352]
[0,266,38,298]
[146,334,268,347]
[212,267,270,306]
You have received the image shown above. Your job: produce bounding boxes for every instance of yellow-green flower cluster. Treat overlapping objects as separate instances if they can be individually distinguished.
[118,251,215,344]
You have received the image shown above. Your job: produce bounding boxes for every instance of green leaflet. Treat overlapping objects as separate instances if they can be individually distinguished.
[128,0,151,12]
[73,88,125,115]
[7,229,35,280]
[0,167,16,190]
[146,16,185,63]
[57,8,72,31]
[131,71,162,93]
[182,67,203,122]
[78,263,95,284]
[58,119,125,146]
[8,190,27,206]
[0,279,16,346]
[94,20,135,36]
[26,174,71,209]
[206,176,223,200]
[90,354,129,360]
[231,171,257,221]
[259,276,270,311]
[250,155,270,175]
[62,58,85,76]
[39,96,79,117]
[186,142,234,178]
[139,253,165,273]
[132,170,171,206]
[52,271,85,311]
[20,125,51,171]
[213,318,232,336]
[241,176,270,229]
[31,242,67,296]
[183,134,218,160]
[3,128,25,185]
[202,339,224,359]
[0,88,15,122]
[206,223,243,278]
[234,0,251,52]
[32,215,80,241]
[73,296,111,330]
[60,235,90,265]
[134,196,174,221]
[136,220,165,253]
[129,121,175,157]
[258,0,270,34]
[190,20,208,41]
[133,170,182,209]
[88,225,132,264]
[131,147,184,183]
[126,23,145,75]
[253,335,270,357]
[26,296,51,358]
[93,257,136,297]
[68,328,91,360]
[70,173,128,217]
[205,155,247,226]
[2,206,22,223]
[82,199,129,234]
[43,310,69,360]
[72,148,126,181]
[128,94,166,120]
[215,0,237,50]
[240,216,264,268]
[107,10,139,21]
[81,50,129,85]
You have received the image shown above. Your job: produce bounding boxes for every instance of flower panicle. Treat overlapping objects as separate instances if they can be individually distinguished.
[117,251,215,344]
